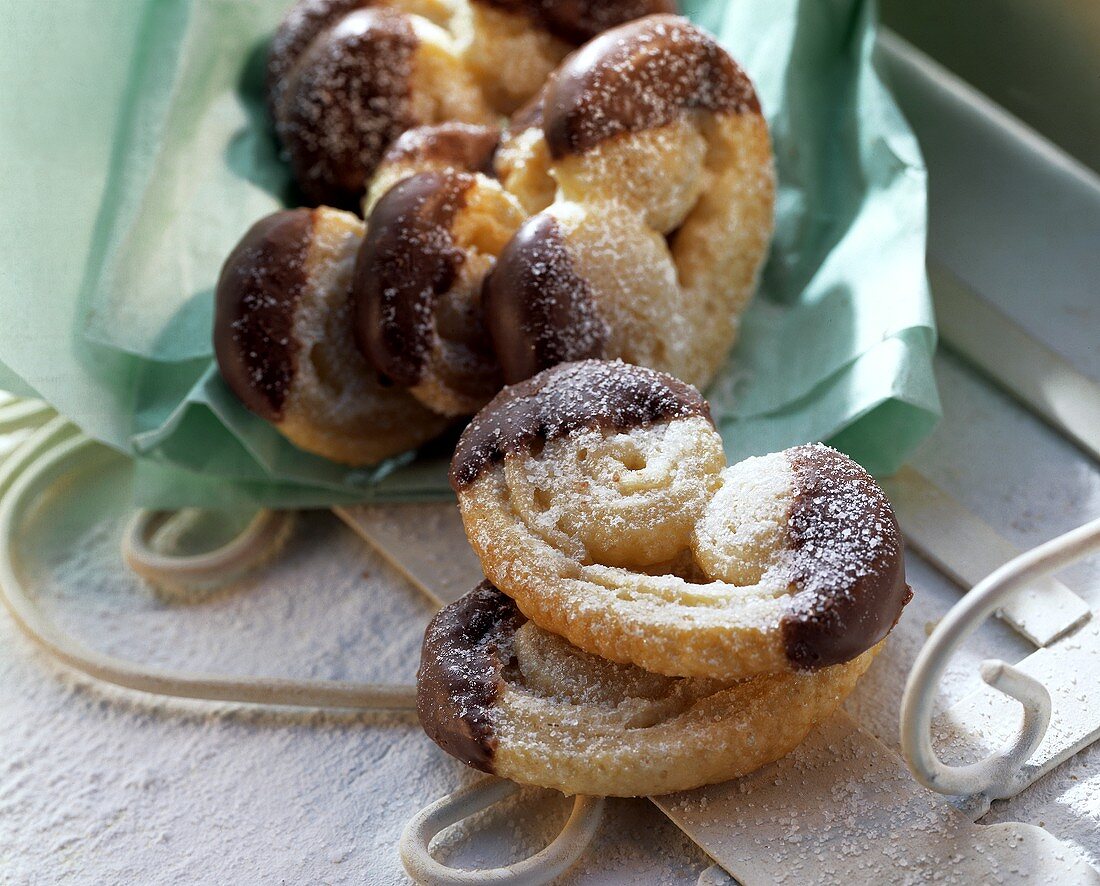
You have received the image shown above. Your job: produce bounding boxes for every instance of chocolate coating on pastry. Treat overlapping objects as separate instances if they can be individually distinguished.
[451,359,712,488]
[542,14,761,158]
[417,580,525,771]
[353,170,475,385]
[484,214,608,384]
[380,123,501,174]
[781,444,911,669]
[276,8,418,207]
[214,209,314,420]
[267,0,367,111]
[473,0,677,46]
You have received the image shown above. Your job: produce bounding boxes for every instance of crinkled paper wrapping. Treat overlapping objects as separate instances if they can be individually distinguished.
[0,0,939,508]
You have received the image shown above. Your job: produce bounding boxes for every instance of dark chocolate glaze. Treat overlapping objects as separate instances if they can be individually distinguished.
[417,580,525,772]
[275,7,418,207]
[780,444,911,670]
[542,14,761,158]
[450,359,711,489]
[483,214,608,384]
[213,209,315,421]
[380,123,502,175]
[266,0,367,112]
[353,170,475,386]
[472,0,677,46]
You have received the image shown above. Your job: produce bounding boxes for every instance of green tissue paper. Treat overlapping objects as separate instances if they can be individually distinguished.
[0,0,939,508]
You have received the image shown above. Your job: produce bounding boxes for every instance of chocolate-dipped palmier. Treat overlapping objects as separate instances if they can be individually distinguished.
[452,360,910,680]
[354,168,525,415]
[457,0,677,114]
[214,207,449,464]
[491,15,775,388]
[268,1,494,207]
[417,581,880,796]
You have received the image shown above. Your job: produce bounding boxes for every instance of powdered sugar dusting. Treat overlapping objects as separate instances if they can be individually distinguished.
[515,224,606,357]
[277,8,417,206]
[450,359,711,488]
[379,122,501,173]
[781,443,909,668]
[266,0,366,108]
[417,581,523,770]
[544,15,761,158]
[484,213,610,383]
[214,209,314,419]
[356,170,472,385]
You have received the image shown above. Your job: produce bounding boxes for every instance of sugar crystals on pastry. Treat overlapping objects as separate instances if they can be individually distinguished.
[417,580,880,796]
[353,125,527,416]
[266,0,677,207]
[450,360,910,680]
[214,207,450,465]
[488,15,776,388]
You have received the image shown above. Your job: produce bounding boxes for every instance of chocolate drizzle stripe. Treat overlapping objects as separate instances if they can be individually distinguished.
[416,580,525,771]
[214,208,315,421]
[542,14,761,159]
[450,359,712,489]
[780,444,911,670]
[483,214,608,385]
[353,170,476,386]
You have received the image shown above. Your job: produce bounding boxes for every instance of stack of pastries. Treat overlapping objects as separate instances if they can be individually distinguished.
[212,0,910,798]
[214,2,776,465]
[418,359,911,796]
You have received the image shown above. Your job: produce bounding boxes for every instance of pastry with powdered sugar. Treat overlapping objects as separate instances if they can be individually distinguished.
[266,0,675,207]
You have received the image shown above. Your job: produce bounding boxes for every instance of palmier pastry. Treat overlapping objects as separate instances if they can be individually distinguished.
[353,167,526,415]
[489,15,775,388]
[418,581,879,796]
[214,207,449,465]
[267,0,676,207]
[451,360,909,680]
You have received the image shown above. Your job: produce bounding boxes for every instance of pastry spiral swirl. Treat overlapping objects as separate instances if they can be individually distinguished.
[417,580,880,796]
[451,360,910,680]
